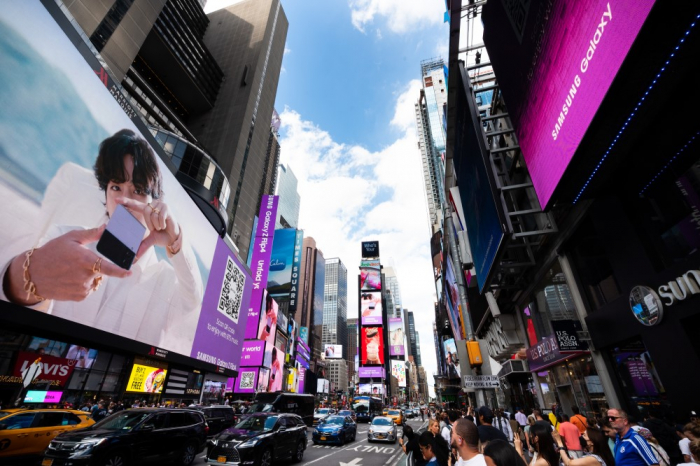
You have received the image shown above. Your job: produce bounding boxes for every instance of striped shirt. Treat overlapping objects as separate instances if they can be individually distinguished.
[615,429,659,466]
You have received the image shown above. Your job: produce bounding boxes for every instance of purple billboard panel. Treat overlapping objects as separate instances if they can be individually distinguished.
[297,367,306,394]
[360,291,383,326]
[191,237,252,371]
[240,340,265,367]
[245,195,279,338]
[626,359,659,397]
[483,0,656,207]
[234,367,260,394]
[358,367,384,379]
[388,318,405,356]
[296,354,310,369]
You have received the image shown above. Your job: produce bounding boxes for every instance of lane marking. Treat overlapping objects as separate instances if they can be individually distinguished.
[304,437,370,465]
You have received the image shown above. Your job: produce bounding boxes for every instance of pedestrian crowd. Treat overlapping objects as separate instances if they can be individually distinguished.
[401,405,700,466]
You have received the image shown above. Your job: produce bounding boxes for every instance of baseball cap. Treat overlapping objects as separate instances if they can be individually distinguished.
[477,406,493,418]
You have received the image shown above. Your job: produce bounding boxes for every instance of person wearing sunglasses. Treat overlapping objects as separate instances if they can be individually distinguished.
[607,408,659,466]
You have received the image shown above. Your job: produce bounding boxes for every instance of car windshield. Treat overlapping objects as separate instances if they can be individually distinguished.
[234,415,278,431]
[323,416,345,425]
[372,418,392,426]
[94,411,151,430]
[0,411,12,420]
[248,402,275,413]
[388,410,400,415]
[316,409,330,415]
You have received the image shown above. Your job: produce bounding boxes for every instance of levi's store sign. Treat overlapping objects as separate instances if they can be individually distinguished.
[12,352,77,387]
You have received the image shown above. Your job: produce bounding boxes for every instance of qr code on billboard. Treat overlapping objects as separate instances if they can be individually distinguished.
[239,371,255,389]
[217,256,246,323]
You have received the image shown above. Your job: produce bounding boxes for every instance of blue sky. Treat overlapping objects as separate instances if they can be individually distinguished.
[207,0,450,394]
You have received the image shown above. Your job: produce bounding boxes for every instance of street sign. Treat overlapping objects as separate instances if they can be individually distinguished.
[463,374,500,389]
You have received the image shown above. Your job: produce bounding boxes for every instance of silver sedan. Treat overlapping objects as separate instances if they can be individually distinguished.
[367,416,397,443]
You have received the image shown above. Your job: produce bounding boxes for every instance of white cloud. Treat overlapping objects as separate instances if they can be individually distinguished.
[349,0,445,34]
[284,46,292,56]
[279,81,439,394]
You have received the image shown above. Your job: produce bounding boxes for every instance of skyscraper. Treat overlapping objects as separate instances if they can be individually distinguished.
[407,311,420,366]
[65,0,289,258]
[275,164,301,229]
[298,237,325,367]
[258,110,282,215]
[328,359,348,394]
[323,258,348,358]
[383,266,403,316]
[415,58,448,225]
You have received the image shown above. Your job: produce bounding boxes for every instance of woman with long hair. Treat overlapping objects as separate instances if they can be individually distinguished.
[553,427,615,466]
[419,431,449,466]
[485,439,529,466]
[529,423,560,466]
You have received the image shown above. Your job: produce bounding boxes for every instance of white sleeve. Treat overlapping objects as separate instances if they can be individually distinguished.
[442,427,451,444]
[680,438,691,456]
[506,419,514,441]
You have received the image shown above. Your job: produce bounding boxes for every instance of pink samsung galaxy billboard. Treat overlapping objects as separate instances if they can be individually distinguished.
[483,0,656,207]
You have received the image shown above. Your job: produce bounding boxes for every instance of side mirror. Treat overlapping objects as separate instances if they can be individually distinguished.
[141,424,155,432]
[0,424,6,431]
[278,425,287,431]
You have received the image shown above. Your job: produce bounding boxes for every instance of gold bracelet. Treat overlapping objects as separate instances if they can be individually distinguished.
[166,227,183,256]
[23,249,45,302]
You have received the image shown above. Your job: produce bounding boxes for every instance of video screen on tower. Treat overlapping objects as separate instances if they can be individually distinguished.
[361,327,384,365]
[360,291,383,326]
[360,260,381,291]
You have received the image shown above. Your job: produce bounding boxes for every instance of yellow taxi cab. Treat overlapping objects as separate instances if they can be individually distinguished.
[0,408,94,461]
[382,408,389,416]
[386,408,404,426]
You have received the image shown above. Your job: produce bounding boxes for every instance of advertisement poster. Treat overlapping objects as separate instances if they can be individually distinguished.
[317,378,330,394]
[358,366,384,378]
[267,228,296,297]
[245,195,279,339]
[258,368,270,393]
[234,367,260,394]
[482,0,656,207]
[24,391,63,403]
[324,344,343,359]
[361,241,380,258]
[240,340,265,367]
[296,354,310,369]
[361,327,384,365]
[268,344,285,391]
[358,383,384,395]
[297,367,306,394]
[0,4,227,359]
[299,327,309,344]
[203,379,226,400]
[192,237,252,371]
[388,318,405,356]
[12,352,78,387]
[259,291,278,367]
[286,319,297,361]
[360,261,382,291]
[391,360,406,388]
[444,257,465,339]
[225,377,235,393]
[360,291,383,325]
[443,338,461,379]
[289,230,304,312]
[126,359,168,394]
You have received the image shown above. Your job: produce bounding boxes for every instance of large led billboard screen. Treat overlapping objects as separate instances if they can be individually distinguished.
[361,327,384,365]
[324,344,343,359]
[267,228,296,297]
[360,260,381,291]
[0,3,251,372]
[391,360,406,388]
[443,338,461,379]
[358,383,384,395]
[482,0,656,207]
[388,318,405,356]
[360,291,383,326]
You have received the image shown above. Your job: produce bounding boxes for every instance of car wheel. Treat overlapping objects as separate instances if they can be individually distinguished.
[104,452,127,466]
[294,440,305,462]
[180,441,197,466]
[259,447,273,466]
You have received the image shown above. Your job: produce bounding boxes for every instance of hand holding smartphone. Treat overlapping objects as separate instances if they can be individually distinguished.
[97,204,146,270]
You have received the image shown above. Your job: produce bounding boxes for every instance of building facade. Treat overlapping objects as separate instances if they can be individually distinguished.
[346,318,358,385]
[275,164,301,229]
[323,258,348,359]
[327,359,348,395]
[297,237,326,370]
[407,311,421,366]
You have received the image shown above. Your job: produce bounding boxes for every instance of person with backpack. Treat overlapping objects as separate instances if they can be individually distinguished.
[571,406,589,434]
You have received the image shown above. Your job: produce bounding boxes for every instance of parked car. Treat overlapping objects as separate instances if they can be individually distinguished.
[43,408,207,466]
[337,409,356,422]
[192,405,236,436]
[249,392,315,426]
[367,416,397,443]
[404,409,415,419]
[313,408,332,426]
[0,408,94,463]
[312,415,357,445]
[386,408,404,426]
[206,413,307,465]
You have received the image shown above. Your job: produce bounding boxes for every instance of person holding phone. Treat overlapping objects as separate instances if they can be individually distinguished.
[0,129,202,352]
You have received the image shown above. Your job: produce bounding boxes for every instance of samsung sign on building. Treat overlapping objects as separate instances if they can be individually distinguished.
[629,269,700,326]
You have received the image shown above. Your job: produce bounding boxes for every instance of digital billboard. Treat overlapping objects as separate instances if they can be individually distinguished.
[24,391,62,403]
[126,358,168,393]
[358,383,384,395]
[361,241,380,258]
[258,368,270,393]
[482,0,656,207]
[13,352,78,387]
[0,3,253,370]
[388,318,405,356]
[234,367,260,394]
[444,257,464,340]
[289,230,304,312]
[245,195,279,339]
[268,344,284,391]
[360,291,383,326]
[361,327,384,365]
[324,344,343,359]
[452,64,506,293]
[239,340,265,367]
[431,231,442,280]
[267,228,296,297]
[360,261,381,291]
[443,338,461,380]
[391,360,406,388]
[358,366,384,378]
[317,378,330,394]
[259,292,278,367]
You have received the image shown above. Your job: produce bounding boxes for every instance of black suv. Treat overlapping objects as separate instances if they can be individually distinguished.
[191,405,236,436]
[43,408,207,466]
[206,413,307,465]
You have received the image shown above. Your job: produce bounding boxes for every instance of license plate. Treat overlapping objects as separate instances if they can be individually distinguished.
[217,456,227,463]
[42,460,53,466]
[321,436,327,440]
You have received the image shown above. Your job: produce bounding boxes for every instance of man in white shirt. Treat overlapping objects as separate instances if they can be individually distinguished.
[515,408,528,428]
[493,409,514,444]
[452,418,487,466]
